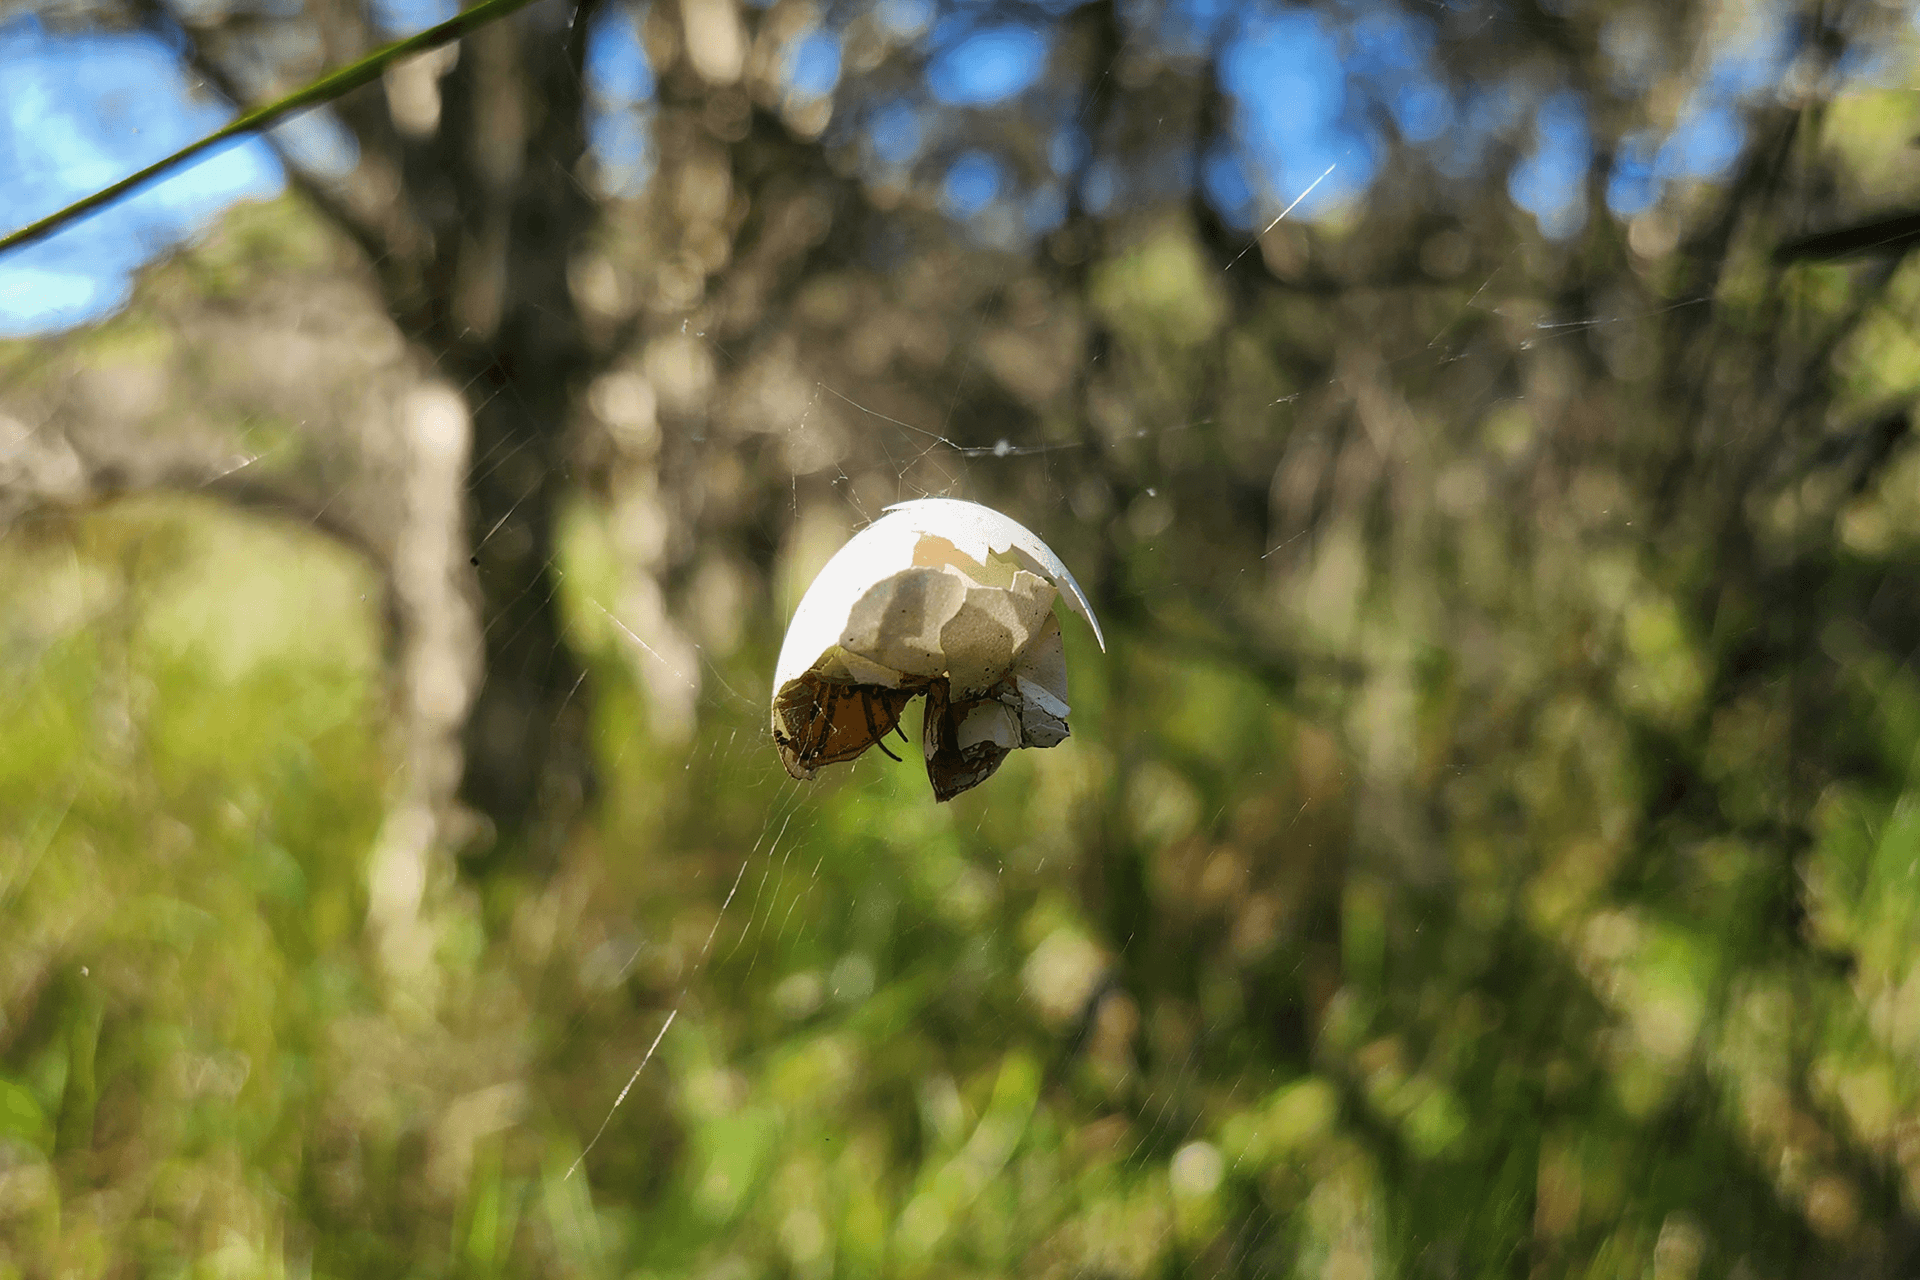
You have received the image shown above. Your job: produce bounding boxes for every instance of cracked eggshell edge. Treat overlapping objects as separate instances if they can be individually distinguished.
[773,498,1106,693]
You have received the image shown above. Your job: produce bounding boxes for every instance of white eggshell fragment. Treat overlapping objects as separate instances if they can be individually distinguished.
[772,499,1105,800]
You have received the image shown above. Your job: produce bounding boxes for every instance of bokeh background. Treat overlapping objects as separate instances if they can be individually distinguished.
[7,0,1920,1273]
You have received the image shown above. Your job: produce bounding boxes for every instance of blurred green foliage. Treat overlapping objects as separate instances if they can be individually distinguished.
[0,497,387,1274]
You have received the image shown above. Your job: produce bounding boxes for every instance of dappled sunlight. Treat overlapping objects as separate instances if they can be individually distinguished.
[8,0,1920,1274]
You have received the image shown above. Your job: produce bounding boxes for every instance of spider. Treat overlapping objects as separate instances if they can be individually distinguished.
[776,675,918,776]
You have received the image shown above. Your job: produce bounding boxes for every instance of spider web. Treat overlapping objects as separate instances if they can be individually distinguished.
[510,165,1724,1275]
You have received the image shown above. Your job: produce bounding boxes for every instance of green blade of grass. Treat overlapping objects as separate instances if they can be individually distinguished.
[0,0,543,258]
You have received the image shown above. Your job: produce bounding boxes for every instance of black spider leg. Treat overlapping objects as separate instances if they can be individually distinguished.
[803,682,838,767]
[863,692,902,762]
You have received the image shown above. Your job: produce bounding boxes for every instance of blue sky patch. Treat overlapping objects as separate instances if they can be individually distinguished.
[927,25,1048,106]
[787,30,842,98]
[1509,90,1592,239]
[942,150,1004,217]
[0,17,282,336]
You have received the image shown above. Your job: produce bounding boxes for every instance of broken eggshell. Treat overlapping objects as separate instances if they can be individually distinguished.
[772,498,1105,801]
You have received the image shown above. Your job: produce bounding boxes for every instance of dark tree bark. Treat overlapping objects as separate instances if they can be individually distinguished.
[154,0,610,860]
[431,13,604,859]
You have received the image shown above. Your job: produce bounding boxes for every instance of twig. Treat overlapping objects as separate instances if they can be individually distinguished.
[0,0,542,257]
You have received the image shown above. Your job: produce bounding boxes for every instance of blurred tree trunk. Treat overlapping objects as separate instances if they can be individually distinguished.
[162,0,609,860]
[156,0,871,863]
[430,17,602,858]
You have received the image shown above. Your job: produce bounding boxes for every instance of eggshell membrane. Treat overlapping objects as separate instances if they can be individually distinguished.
[773,499,1104,693]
